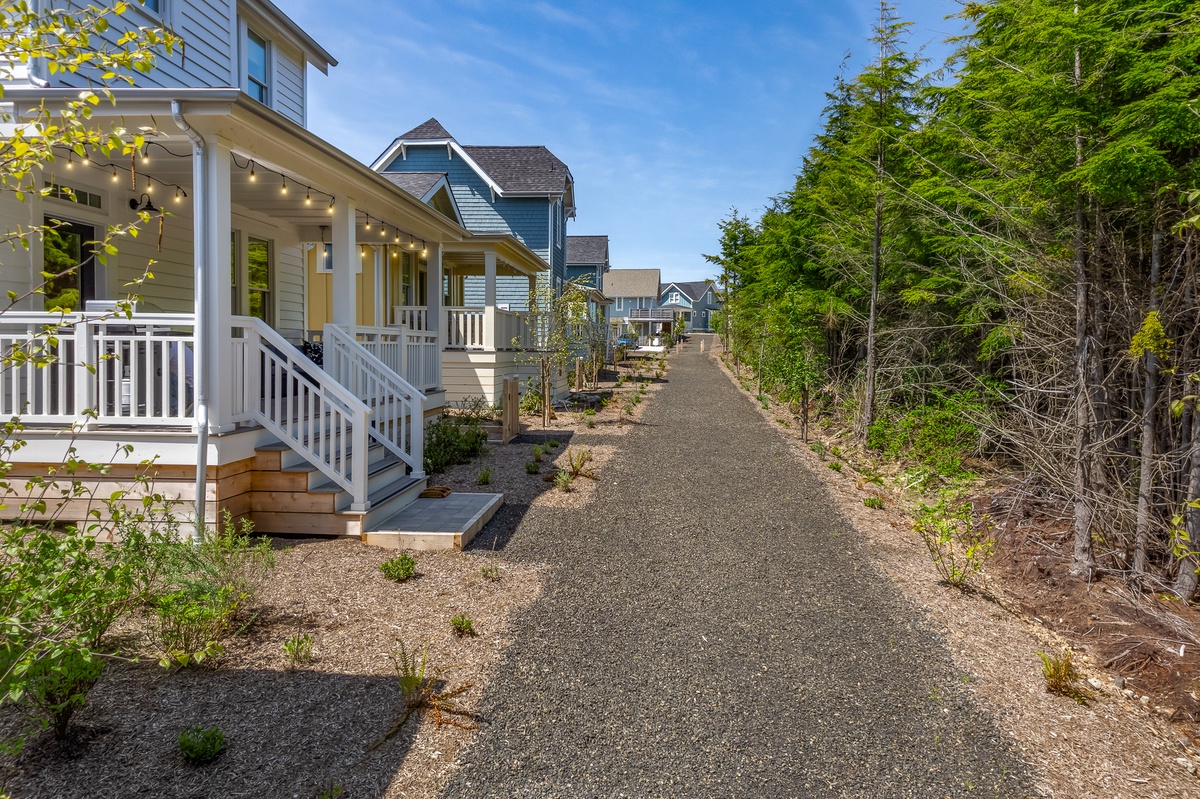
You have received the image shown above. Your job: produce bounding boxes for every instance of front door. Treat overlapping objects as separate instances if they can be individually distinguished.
[42,219,96,311]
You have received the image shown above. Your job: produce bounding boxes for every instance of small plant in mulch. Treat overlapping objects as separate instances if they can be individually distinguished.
[913,500,994,591]
[554,470,574,493]
[282,633,313,669]
[450,614,476,637]
[809,441,827,457]
[828,462,843,472]
[863,496,885,510]
[564,447,597,481]
[178,724,224,765]
[315,782,345,799]
[525,461,541,475]
[531,445,544,463]
[476,467,492,486]
[480,564,500,582]
[1038,650,1092,705]
[368,641,478,752]
[546,439,560,449]
[380,553,417,583]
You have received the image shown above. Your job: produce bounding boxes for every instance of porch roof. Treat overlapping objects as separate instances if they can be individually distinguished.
[443,233,548,276]
[8,87,468,245]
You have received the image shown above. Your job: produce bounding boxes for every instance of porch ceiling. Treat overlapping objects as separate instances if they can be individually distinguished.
[11,88,468,244]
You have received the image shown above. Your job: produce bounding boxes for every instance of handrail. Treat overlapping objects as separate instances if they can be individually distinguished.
[234,316,372,511]
[323,323,425,478]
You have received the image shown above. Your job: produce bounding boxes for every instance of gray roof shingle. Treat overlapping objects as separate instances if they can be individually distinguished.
[603,268,661,299]
[397,118,454,140]
[461,145,570,193]
[566,235,608,265]
[379,172,446,199]
[661,280,715,302]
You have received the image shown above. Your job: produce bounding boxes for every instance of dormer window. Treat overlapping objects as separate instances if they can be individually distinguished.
[669,291,681,305]
[246,29,270,104]
[142,0,161,13]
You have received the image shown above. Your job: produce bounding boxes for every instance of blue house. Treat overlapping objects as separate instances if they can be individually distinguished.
[659,280,719,332]
[566,235,609,289]
[371,119,575,311]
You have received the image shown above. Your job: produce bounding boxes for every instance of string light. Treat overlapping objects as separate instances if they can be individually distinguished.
[249,161,257,181]
[305,187,312,205]
[65,152,74,170]
[110,166,119,182]
[141,148,149,165]
[280,176,288,195]
[364,215,371,231]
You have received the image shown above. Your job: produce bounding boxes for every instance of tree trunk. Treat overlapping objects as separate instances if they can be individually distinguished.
[1133,229,1162,577]
[1173,415,1200,600]
[1069,29,1095,581]
[862,189,882,444]
[801,386,810,444]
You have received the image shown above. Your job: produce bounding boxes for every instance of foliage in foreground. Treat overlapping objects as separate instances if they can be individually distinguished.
[367,641,478,751]
[912,500,994,590]
[1038,650,1092,705]
[178,724,225,765]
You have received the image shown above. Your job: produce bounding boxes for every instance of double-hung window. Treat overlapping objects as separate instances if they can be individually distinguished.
[247,237,273,323]
[246,29,269,105]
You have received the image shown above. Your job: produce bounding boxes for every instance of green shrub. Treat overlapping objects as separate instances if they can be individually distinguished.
[809,441,827,456]
[151,586,238,668]
[554,470,573,492]
[913,500,994,589]
[828,462,843,472]
[179,724,224,765]
[531,445,544,463]
[519,386,542,416]
[282,633,313,669]
[423,413,487,474]
[584,416,596,428]
[867,391,991,478]
[476,468,492,486]
[381,553,417,583]
[863,496,885,510]
[450,614,475,637]
[525,461,541,474]
[480,564,500,582]
[546,439,560,449]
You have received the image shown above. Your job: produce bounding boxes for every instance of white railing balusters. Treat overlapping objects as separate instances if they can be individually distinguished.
[323,324,426,478]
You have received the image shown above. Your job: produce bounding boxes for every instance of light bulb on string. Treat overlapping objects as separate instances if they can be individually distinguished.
[305,187,312,205]
[280,176,288,195]
[249,162,257,181]
[110,166,119,183]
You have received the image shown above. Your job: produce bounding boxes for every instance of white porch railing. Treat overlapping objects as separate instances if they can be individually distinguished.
[443,306,536,351]
[322,324,425,477]
[1,311,196,427]
[393,306,430,331]
[309,324,438,393]
[231,317,372,510]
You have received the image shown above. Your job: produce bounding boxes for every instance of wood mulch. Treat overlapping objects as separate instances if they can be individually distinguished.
[712,347,1200,799]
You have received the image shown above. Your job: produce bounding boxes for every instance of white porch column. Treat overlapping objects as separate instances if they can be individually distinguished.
[202,137,235,433]
[427,242,443,389]
[331,198,357,328]
[483,248,497,351]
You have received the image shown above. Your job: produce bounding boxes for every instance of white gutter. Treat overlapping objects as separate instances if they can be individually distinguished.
[172,100,207,543]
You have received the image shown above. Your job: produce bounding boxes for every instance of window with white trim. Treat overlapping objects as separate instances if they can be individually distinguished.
[669,291,681,305]
[247,236,272,323]
[615,297,623,311]
[246,28,269,105]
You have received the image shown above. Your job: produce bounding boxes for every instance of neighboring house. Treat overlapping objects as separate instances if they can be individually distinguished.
[603,268,672,342]
[0,1,485,542]
[370,119,575,310]
[566,235,613,345]
[659,280,719,332]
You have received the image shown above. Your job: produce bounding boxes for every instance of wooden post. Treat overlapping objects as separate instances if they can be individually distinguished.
[575,356,583,391]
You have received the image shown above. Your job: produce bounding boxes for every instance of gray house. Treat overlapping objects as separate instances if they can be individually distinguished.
[566,235,609,289]
[603,268,671,342]
[371,119,575,310]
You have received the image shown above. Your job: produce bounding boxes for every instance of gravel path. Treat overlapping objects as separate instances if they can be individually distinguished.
[450,339,1035,798]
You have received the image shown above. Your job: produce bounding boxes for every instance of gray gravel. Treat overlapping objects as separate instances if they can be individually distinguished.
[453,338,1035,798]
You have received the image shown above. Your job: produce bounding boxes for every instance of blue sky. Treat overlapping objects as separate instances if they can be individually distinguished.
[288,1,964,282]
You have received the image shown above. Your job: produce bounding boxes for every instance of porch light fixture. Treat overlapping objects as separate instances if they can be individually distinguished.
[129,194,156,213]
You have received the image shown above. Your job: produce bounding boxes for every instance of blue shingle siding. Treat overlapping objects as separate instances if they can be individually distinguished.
[383,146,557,268]
[461,275,533,311]
[566,265,598,288]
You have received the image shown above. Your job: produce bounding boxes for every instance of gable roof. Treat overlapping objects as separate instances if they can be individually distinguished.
[567,235,609,266]
[397,118,454,140]
[371,120,575,211]
[603,268,661,299]
[661,280,715,302]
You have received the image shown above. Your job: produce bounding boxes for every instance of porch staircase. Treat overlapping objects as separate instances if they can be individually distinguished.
[248,440,427,536]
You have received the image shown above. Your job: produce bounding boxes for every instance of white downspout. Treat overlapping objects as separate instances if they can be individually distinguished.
[172,100,208,542]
